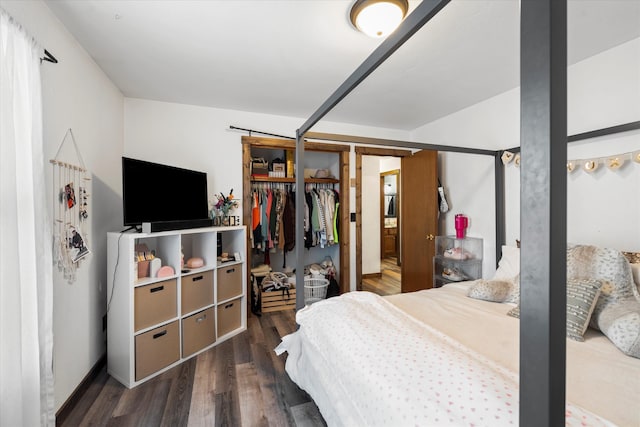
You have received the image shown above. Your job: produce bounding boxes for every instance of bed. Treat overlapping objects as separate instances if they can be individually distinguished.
[287,1,638,424]
[276,247,640,426]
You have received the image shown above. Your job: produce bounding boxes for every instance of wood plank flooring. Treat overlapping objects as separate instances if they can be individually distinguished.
[58,310,325,427]
[361,257,401,295]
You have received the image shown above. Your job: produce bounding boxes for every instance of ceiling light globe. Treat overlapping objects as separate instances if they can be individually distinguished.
[350,0,409,38]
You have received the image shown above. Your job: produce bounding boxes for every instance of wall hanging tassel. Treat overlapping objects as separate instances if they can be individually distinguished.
[50,128,91,283]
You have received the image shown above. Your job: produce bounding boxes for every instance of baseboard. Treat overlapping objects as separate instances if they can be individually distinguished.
[362,272,382,279]
[56,353,106,426]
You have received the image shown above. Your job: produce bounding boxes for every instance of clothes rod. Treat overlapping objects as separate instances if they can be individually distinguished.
[40,49,58,64]
[229,126,294,140]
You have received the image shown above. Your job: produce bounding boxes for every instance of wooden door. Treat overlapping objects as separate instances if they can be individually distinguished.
[400,150,438,292]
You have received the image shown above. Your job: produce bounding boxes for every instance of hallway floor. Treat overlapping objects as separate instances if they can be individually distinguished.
[361,257,401,296]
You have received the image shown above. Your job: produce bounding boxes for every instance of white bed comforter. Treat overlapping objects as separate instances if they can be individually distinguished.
[276,287,626,426]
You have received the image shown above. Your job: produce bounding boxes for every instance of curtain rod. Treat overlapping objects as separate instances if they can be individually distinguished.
[40,49,58,64]
[229,125,294,140]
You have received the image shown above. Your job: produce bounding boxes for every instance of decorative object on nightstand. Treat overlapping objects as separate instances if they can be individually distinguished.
[454,213,468,239]
[210,189,239,226]
[433,235,483,288]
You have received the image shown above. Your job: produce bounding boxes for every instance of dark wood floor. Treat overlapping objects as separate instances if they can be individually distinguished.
[361,257,401,296]
[59,310,325,427]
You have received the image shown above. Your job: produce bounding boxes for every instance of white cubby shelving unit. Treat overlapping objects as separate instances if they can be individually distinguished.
[106,225,246,388]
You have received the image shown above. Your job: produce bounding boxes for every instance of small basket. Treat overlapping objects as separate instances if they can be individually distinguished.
[304,276,329,305]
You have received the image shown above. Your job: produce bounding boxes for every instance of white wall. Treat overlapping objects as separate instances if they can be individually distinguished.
[2,0,124,411]
[361,156,381,274]
[437,152,497,278]
[414,37,640,278]
[380,157,401,173]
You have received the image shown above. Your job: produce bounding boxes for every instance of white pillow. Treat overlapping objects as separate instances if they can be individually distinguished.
[493,246,520,281]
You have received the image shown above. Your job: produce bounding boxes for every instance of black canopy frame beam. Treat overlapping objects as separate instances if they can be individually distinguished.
[503,120,640,153]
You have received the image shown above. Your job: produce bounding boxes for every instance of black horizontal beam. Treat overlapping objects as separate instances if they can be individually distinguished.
[305,131,496,156]
[504,120,640,153]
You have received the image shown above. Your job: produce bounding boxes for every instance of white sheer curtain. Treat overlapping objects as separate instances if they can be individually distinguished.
[0,8,55,426]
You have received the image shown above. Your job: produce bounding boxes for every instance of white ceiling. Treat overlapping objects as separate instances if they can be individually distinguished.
[45,0,640,131]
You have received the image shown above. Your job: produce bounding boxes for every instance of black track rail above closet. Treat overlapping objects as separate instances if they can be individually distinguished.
[229,125,294,140]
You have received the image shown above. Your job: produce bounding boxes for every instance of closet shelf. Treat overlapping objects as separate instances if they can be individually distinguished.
[251,176,339,184]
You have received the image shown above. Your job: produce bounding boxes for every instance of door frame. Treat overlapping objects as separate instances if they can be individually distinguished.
[355,147,412,290]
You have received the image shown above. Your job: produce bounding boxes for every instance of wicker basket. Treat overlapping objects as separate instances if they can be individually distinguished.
[304,276,329,305]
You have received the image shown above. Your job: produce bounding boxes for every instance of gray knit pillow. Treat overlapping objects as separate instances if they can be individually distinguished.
[506,278,602,342]
[565,278,602,342]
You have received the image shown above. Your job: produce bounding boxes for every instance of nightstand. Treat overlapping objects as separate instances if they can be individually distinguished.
[433,236,483,288]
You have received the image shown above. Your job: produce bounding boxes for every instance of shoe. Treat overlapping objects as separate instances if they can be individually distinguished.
[442,267,467,282]
[72,247,90,263]
[443,247,473,260]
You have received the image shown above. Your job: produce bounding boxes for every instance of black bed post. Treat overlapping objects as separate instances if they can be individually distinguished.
[520,1,567,426]
[295,129,306,310]
[494,153,506,265]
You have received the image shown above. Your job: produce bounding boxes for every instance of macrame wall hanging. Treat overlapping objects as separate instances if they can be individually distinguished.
[50,128,91,283]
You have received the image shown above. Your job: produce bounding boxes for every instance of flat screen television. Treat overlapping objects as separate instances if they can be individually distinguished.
[122,157,209,227]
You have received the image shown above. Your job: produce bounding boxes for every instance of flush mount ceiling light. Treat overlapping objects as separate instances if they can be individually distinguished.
[349,0,409,38]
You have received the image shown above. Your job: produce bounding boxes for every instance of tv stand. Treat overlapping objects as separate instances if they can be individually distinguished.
[121,225,141,233]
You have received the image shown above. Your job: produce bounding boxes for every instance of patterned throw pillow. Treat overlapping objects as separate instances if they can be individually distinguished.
[566,278,602,341]
[630,263,640,295]
[597,300,640,358]
[566,245,639,331]
[467,280,513,303]
[506,278,602,342]
[507,305,519,318]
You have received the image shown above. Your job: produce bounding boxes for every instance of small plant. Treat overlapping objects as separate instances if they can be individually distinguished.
[211,189,238,219]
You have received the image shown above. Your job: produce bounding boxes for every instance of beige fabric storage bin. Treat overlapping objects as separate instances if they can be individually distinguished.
[217,265,242,302]
[217,298,242,338]
[134,279,177,332]
[135,320,179,381]
[181,270,214,314]
[182,307,215,358]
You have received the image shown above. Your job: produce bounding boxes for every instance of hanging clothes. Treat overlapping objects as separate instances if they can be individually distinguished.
[251,183,340,254]
[304,190,314,249]
[387,195,396,216]
[252,190,263,249]
[283,189,295,252]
